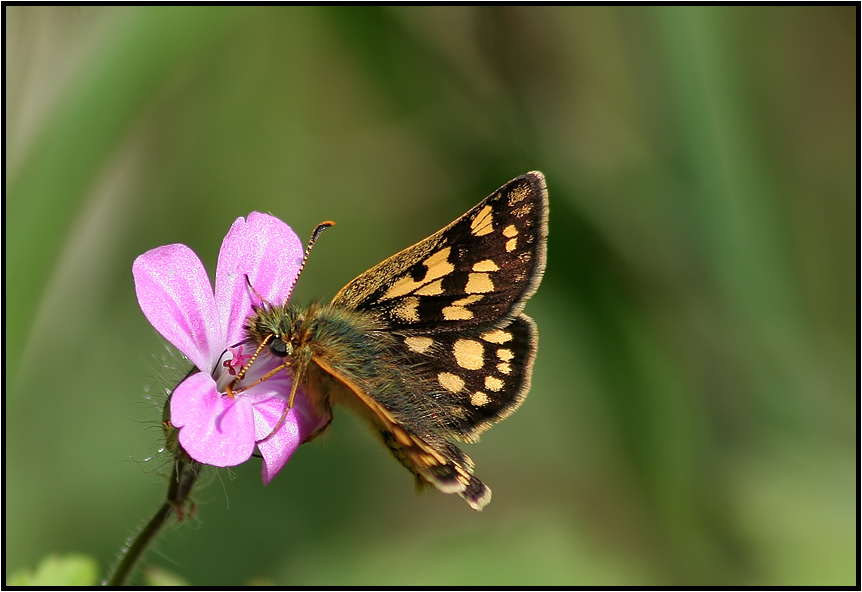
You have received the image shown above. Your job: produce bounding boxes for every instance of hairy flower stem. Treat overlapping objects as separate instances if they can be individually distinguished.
[103,457,201,586]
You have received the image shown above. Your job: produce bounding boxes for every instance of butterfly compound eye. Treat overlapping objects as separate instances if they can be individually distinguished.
[269,338,289,357]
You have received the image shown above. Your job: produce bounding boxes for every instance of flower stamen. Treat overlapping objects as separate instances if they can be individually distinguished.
[226,336,271,398]
[222,345,252,376]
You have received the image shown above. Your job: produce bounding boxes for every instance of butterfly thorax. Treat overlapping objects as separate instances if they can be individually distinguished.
[244,301,450,437]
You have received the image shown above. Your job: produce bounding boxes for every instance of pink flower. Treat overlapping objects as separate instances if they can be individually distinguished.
[132,212,327,483]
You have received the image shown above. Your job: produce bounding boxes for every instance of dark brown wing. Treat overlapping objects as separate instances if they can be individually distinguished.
[332,172,548,334]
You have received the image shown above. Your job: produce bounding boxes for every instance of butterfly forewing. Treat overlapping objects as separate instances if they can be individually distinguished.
[332,172,548,333]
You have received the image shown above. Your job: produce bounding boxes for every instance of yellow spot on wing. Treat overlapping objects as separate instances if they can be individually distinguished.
[442,294,483,320]
[383,276,421,300]
[404,336,434,354]
[471,204,494,236]
[422,247,455,283]
[471,391,491,406]
[438,372,465,393]
[391,297,420,322]
[381,247,453,300]
[502,224,518,237]
[508,185,529,205]
[482,329,513,344]
[465,273,494,294]
[424,247,450,267]
[484,376,504,392]
[453,339,484,370]
[497,348,514,361]
[505,237,518,252]
[442,306,473,320]
[453,295,483,306]
[472,259,500,272]
[415,278,444,296]
[512,202,534,219]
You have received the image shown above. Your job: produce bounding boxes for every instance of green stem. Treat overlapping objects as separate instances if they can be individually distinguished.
[103,457,201,586]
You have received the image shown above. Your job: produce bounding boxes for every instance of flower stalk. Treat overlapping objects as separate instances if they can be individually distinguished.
[103,455,201,586]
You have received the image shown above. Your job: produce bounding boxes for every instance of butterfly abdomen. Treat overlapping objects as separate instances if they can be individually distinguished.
[298,304,494,510]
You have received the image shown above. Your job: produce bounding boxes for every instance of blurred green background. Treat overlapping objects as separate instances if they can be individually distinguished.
[5,5,856,586]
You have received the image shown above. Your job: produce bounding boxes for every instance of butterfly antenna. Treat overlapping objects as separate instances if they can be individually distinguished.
[285,220,335,300]
[245,221,335,309]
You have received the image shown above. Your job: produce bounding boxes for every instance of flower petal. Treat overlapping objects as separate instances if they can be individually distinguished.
[170,373,256,467]
[251,382,329,484]
[133,244,221,373]
[215,212,305,347]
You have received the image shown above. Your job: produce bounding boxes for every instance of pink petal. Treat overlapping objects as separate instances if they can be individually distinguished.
[251,384,329,484]
[170,373,256,467]
[133,245,222,373]
[215,212,305,347]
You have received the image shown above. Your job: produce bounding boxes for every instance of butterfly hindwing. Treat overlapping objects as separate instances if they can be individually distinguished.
[312,346,493,510]
[395,313,538,443]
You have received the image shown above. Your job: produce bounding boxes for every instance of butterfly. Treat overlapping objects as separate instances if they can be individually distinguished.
[240,172,548,510]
